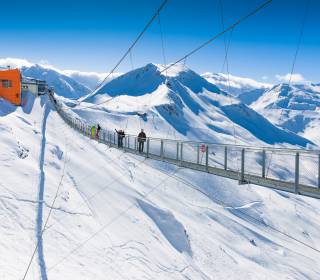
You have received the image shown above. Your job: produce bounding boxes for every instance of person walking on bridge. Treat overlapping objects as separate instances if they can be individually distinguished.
[138,129,146,153]
[96,124,101,140]
[115,129,125,148]
[91,125,96,139]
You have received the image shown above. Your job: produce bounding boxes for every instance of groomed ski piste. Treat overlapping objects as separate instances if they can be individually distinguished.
[1,61,320,279]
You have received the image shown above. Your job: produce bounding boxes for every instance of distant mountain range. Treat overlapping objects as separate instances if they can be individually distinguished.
[78,63,312,147]
[1,58,318,146]
[251,83,320,145]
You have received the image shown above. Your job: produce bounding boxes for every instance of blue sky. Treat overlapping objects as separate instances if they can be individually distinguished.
[0,0,319,83]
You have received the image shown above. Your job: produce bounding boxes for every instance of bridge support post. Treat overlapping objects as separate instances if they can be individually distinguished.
[176,142,179,161]
[146,138,150,158]
[160,140,164,158]
[224,146,227,170]
[124,136,127,151]
[206,145,209,172]
[318,153,320,188]
[197,144,200,164]
[262,150,266,178]
[295,152,300,193]
[240,148,245,184]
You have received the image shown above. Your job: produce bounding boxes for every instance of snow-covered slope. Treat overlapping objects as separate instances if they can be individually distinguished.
[251,83,320,145]
[202,72,272,105]
[1,91,320,279]
[78,63,311,148]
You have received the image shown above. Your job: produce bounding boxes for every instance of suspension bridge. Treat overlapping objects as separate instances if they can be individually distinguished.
[21,0,320,278]
[51,93,320,200]
[52,0,320,199]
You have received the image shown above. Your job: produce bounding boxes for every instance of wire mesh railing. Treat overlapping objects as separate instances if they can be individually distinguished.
[50,94,320,199]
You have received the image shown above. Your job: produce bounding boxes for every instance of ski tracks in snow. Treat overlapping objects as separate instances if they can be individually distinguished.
[35,103,50,280]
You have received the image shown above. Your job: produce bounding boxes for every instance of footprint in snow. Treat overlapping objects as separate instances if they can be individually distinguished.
[16,142,29,159]
[60,191,70,202]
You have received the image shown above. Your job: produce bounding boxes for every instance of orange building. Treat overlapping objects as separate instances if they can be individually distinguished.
[0,69,22,105]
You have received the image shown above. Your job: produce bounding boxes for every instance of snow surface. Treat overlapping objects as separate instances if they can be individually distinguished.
[1,61,320,279]
[2,92,320,280]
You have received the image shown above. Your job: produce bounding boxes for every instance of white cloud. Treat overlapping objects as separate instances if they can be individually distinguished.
[62,70,121,90]
[0,57,33,68]
[275,73,306,84]
[0,57,122,89]
[202,72,272,90]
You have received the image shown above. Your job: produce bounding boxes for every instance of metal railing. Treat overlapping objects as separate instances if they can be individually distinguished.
[50,95,320,199]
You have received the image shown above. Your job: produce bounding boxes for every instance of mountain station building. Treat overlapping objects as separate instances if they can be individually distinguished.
[0,68,48,106]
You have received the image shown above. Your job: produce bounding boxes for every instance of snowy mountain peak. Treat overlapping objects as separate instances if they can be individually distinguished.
[253,83,320,111]
[251,82,320,145]
[84,63,221,103]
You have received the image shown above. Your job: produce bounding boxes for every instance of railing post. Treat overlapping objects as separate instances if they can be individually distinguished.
[224,146,227,170]
[197,144,200,164]
[146,138,150,158]
[318,153,320,188]
[240,148,245,183]
[176,142,179,161]
[295,152,300,193]
[103,132,106,143]
[262,150,266,178]
[160,139,164,158]
[180,142,183,165]
[205,145,209,172]
[124,136,127,151]
[114,133,116,145]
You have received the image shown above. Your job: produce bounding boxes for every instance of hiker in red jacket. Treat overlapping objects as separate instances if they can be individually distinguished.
[137,129,146,153]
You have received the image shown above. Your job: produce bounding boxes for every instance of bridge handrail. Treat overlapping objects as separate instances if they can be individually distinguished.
[62,104,320,155]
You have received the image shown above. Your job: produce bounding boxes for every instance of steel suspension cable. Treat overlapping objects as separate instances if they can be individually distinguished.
[160,0,273,74]
[218,0,241,176]
[266,0,310,178]
[157,11,168,76]
[74,0,170,111]
[129,50,134,71]
[288,0,310,86]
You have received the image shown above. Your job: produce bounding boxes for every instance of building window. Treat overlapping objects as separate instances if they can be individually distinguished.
[2,80,12,88]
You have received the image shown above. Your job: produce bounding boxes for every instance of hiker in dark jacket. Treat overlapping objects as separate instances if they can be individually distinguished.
[115,129,125,148]
[137,129,146,153]
[96,124,101,139]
